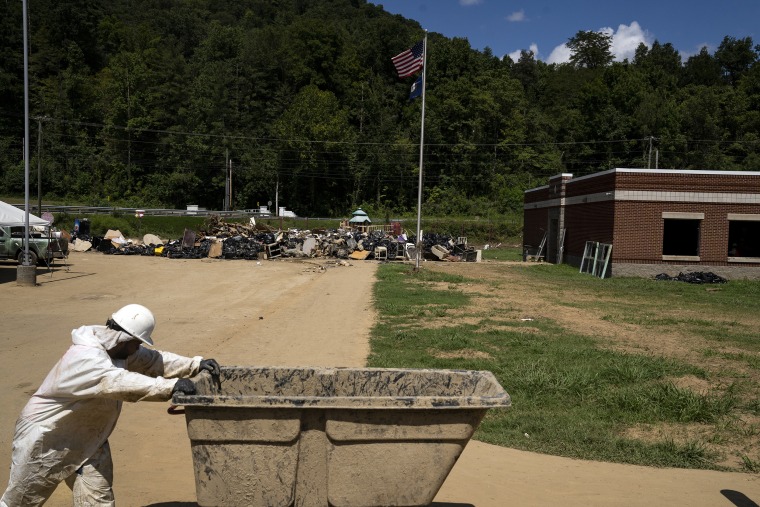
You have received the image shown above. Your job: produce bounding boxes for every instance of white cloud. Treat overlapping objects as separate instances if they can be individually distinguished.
[541,21,652,64]
[507,43,538,62]
[609,21,652,61]
[507,9,525,22]
[547,44,571,64]
[459,0,482,5]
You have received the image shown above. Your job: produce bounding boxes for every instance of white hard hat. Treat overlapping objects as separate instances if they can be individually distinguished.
[111,304,155,346]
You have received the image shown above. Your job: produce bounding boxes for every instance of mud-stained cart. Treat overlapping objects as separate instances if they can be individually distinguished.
[173,366,511,507]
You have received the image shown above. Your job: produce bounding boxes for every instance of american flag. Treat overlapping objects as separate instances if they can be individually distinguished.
[392,40,424,78]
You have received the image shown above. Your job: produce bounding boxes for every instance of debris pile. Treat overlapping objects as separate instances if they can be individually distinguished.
[654,271,727,284]
[69,216,481,263]
[160,239,211,259]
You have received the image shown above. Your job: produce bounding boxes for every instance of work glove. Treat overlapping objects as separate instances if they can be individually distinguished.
[200,358,222,391]
[199,358,221,377]
[172,378,196,395]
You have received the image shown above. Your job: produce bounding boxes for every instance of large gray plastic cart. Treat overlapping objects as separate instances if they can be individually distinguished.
[173,366,511,507]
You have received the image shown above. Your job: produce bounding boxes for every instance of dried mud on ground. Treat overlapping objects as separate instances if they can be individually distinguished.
[0,254,758,506]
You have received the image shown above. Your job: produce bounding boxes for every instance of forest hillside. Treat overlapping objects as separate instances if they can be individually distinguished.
[1,0,758,217]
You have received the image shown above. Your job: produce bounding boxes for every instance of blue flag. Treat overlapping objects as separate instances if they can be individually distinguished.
[409,76,423,100]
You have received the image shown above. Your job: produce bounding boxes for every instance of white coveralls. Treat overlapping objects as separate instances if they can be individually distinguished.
[0,325,202,507]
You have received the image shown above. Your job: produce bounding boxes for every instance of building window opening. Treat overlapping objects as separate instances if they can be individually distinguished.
[728,221,760,257]
[662,219,700,256]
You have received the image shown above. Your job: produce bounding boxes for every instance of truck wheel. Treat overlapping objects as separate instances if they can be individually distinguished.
[17,250,38,266]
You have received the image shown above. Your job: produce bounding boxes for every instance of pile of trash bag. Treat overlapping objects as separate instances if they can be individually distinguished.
[654,271,727,284]
[73,216,478,262]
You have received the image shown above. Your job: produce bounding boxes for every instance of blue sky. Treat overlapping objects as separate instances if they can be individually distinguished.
[373,1,760,63]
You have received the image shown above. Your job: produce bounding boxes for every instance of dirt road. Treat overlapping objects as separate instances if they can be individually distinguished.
[0,253,758,506]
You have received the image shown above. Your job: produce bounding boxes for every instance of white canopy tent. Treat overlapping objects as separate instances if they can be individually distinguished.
[0,200,49,227]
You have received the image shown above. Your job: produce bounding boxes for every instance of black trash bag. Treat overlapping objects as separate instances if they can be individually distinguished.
[221,236,262,260]
[162,238,211,259]
[111,244,145,255]
[680,271,727,284]
[654,271,727,284]
[97,237,116,254]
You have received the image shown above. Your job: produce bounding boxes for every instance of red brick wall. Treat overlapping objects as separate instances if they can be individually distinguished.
[523,207,548,250]
[524,186,550,204]
[565,171,616,197]
[564,202,615,261]
[613,201,760,265]
[615,171,760,193]
[612,201,662,261]
[523,170,760,270]
[523,186,551,250]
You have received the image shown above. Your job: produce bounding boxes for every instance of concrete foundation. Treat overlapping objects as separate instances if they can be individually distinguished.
[556,256,760,280]
[16,264,37,286]
[610,262,760,280]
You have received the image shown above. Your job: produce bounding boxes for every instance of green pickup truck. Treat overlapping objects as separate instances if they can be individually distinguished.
[0,226,69,265]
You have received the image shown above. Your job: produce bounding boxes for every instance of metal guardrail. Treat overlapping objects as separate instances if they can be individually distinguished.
[8,204,520,233]
[8,203,520,224]
[8,204,280,219]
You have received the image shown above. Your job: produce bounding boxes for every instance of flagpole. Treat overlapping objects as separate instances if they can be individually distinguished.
[414,31,428,271]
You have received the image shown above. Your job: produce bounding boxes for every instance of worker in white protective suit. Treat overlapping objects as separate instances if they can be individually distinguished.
[0,303,221,507]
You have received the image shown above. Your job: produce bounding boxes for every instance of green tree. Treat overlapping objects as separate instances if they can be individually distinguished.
[567,30,613,69]
[677,86,735,169]
[511,49,545,100]
[272,85,357,216]
[682,47,722,87]
[633,40,681,90]
[1,0,759,214]
[714,36,759,86]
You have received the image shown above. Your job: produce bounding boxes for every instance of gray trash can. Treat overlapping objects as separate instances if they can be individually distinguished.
[173,366,511,507]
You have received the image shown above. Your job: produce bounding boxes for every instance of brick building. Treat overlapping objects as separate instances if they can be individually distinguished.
[523,169,760,279]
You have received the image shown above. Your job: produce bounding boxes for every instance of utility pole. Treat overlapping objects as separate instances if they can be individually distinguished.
[228,158,233,211]
[647,136,658,169]
[224,149,229,211]
[17,0,36,286]
[37,117,42,214]
[22,0,30,259]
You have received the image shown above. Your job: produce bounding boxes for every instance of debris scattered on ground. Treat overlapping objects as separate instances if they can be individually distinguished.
[142,234,163,245]
[654,272,727,284]
[72,239,92,252]
[67,216,482,263]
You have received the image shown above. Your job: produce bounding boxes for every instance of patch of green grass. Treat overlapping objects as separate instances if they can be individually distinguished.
[368,263,736,469]
[601,382,737,424]
[701,349,760,371]
[744,398,760,416]
[601,313,760,351]
[740,455,760,472]
[54,213,211,239]
[374,265,470,321]
[478,407,715,469]
[522,263,760,318]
